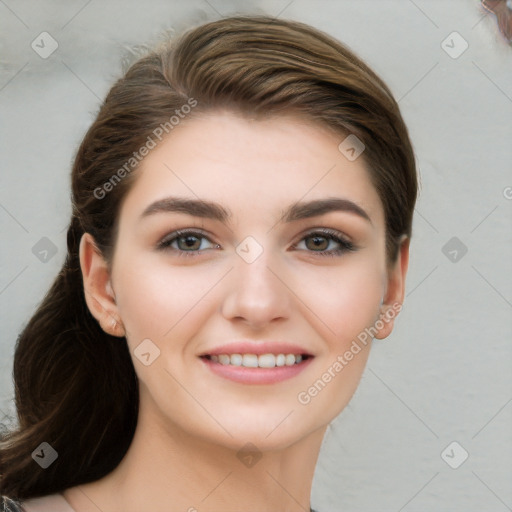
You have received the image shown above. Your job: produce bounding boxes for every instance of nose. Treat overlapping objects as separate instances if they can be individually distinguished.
[220,249,291,330]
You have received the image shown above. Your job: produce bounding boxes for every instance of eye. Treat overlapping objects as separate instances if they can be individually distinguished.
[157,229,220,256]
[157,228,356,258]
[293,228,356,257]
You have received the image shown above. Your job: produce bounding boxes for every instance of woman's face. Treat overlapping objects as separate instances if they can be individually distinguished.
[103,111,405,451]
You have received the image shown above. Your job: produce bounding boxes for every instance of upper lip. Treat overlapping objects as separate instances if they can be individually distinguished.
[199,341,314,357]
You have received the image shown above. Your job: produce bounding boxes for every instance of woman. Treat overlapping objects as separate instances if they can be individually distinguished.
[1,14,417,512]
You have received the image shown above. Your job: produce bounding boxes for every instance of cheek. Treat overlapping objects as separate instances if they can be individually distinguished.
[290,259,384,420]
[293,265,381,421]
[112,257,221,347]
[291,257,384,348]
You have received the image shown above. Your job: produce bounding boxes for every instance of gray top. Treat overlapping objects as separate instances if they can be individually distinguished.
[1,496,24,512]
[1,494,75,512]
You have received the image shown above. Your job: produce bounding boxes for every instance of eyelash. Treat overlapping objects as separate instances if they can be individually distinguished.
[157,228,356,258]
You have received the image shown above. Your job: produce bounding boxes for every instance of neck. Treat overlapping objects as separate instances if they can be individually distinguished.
[63,393,326,512]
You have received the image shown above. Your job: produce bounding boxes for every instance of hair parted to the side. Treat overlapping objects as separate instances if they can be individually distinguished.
[0,15,417,500]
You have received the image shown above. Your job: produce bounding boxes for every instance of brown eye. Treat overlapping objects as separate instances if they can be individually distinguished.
[293,229,356,257]
[305,235,329,251]
[176,235,202,251]
[157,230,219,256]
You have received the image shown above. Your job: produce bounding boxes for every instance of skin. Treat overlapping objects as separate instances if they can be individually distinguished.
[64,111,409,512]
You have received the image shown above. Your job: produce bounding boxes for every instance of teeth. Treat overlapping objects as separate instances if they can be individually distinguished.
[242,354,258,368]
[230,354,243,366]
[210,353,305,368]
[285,354,296,366]
[218,354,230,365]
[258,354,275,368]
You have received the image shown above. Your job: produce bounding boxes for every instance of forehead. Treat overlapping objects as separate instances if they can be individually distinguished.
[118,110,384,227]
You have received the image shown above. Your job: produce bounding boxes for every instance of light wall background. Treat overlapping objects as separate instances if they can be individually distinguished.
[1,1,511,511]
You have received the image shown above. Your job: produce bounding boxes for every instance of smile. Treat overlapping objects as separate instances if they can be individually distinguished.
[204,353,308,368]
[199,353,314,385]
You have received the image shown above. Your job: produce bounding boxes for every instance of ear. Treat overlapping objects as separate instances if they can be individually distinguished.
[79,232,125,337]
[374,236,410,340]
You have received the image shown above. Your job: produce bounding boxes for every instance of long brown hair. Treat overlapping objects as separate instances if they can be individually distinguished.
[0,15,418,500]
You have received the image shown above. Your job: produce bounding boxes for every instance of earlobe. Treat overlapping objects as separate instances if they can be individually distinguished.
[374,236,410,340]
[79,233,125,337]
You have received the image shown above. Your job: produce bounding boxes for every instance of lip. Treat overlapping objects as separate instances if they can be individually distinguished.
[200,355,314,385]
[198,340,315,385]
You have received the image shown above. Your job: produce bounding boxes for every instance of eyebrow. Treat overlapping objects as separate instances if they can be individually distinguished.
[140,197,231,223]
[280,197,371,224]
[139,196,371,224]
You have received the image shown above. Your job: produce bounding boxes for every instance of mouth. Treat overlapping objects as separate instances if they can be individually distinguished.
[199,351,314,385]
[201,353,312,368]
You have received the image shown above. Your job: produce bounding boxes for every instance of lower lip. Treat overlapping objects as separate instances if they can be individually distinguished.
[200,356,314,385]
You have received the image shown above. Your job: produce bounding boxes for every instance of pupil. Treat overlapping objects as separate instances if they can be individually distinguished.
[181,236,199,250]
[307,236,327,251]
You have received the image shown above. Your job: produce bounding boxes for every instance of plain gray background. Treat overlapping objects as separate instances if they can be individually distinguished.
[1,0,511,510]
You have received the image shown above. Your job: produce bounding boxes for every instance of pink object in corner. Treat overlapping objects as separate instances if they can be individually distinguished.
[21,493,76,512]
[481,0,512,42]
